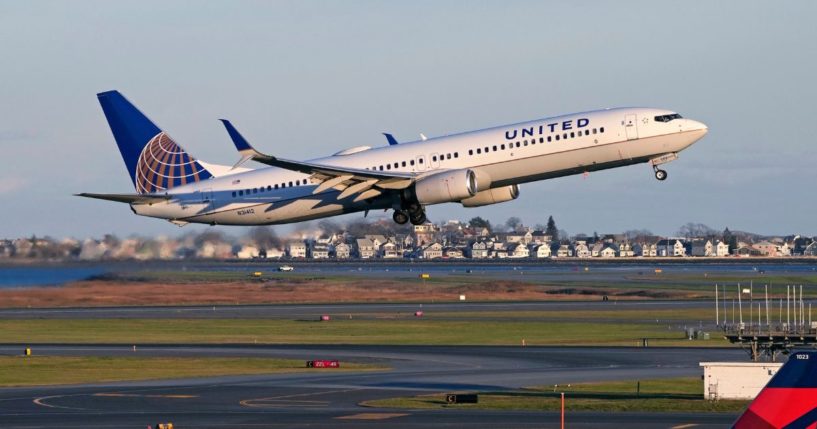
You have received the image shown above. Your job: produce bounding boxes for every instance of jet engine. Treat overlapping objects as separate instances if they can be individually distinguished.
[414,169,478,205]
[460,184,519,207]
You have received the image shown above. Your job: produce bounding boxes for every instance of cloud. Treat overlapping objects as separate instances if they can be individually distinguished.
[0,177,27,194]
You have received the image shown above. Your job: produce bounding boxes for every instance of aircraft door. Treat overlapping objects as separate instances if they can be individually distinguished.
[201,188,214,213]
[624,114,639,140]
[430,153,440,169]
[415,155,426,171]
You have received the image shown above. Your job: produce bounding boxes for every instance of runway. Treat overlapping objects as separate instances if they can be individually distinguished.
[0,344,745,428]
[0,299,713,320]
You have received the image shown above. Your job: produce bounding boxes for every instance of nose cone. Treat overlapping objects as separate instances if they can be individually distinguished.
[688,119,708,133]
[683,119,708,148]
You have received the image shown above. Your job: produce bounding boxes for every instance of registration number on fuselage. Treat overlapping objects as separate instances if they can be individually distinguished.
[237,208,255,216]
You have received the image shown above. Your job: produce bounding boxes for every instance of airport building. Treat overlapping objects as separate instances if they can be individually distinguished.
[699,361,782,400]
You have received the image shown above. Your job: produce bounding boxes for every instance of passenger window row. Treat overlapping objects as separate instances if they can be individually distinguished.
[231,178,309,197]
[365,151,459,172]
[468,127,605,156]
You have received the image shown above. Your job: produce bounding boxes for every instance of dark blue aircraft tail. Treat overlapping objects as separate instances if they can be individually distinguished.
[732,350,817,429]
[97,90,212,194]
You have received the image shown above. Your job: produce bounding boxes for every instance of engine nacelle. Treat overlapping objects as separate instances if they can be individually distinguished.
[414,169,478,205]
[460,185,520,207]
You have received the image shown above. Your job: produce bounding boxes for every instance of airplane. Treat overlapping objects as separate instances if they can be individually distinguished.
[78,91,708,227]
[732,350,817,428]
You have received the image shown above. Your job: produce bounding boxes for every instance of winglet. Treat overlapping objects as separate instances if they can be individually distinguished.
[220,119,264,169]
[383,133,399,146]
[220,119,254,152]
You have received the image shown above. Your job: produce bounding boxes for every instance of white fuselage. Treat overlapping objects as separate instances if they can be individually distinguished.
[133,107,708,225]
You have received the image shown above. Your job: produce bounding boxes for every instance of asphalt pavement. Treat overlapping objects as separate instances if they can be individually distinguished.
[0,344,746,428]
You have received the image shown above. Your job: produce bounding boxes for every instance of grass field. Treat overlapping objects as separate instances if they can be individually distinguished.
[0,356,382,387]
[363,377,749,413]
[0,318,726,346]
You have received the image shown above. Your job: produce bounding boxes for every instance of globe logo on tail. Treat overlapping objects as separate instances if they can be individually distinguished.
[134,132,212,194]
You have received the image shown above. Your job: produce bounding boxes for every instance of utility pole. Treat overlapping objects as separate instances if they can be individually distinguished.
[715,284,719,326]
[738,284,743,329]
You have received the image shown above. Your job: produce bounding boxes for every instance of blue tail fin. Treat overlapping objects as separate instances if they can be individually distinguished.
[732,350,817,429]
[97,90,212,194]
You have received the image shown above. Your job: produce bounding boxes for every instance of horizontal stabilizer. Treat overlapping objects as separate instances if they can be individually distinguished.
[75,192,171,205]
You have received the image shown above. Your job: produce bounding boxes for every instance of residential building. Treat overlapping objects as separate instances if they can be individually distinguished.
[444,247,464,258]
[287,242,307,258]
[600,244,617,258]
[531,244,551,258]
[355,238,376,259]
[509,243,530,258]
[381,241,402,258]
[468,241,490,259]
[716,240,730,257]
[689,240,713,257]
[310,244,330,259]
[333,242,351,259]
[421,242,443,259]
[657,239,686,257]
[573,241,591,258]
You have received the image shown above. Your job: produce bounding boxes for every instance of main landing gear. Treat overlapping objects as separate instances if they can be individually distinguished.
[393,203,427,226]
[393,210,409,225]
[654,167,667,181]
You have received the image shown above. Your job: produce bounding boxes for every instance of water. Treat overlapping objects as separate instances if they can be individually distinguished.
[1,260,815,288]
[0,266,108,288]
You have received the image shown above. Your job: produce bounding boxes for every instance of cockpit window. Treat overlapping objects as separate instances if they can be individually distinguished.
[654,113,683,122]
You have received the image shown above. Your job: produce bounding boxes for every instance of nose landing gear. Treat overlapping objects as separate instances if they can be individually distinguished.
[654,168,667,181]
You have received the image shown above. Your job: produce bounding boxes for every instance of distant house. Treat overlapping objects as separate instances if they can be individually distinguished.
[752,241,778,257]
[715,241,730,257]
[356,238,376,259]
[531,244,551,258]
[552,243,572,258]
[413,223,436,246]
[600,244,617,258]
[657,239,686,257]
[310,244,330,259]
[634,243,657,257]
[381,241,402,259]
[530,231,551,245]
[590,242,604,257]
[333,242,351,259]
[492,248,509,259]
[573,241,591,258]
[287,242,307,258]
[509,243,530,258]
[803,241,817,256]
[265,248,285,259]
[365,235,388,249]
[469,241,490,259]
[735,245,761,257]
[618,242,634,257]
[689,240,713,257]
[421,242,443,259]
[779,242,792,256]
[236,245,260,259]
[443,247,464,258]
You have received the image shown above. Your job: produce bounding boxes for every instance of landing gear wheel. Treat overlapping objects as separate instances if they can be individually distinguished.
[393,210,409,225]
[654,169,667,181]
[409,211,427,226]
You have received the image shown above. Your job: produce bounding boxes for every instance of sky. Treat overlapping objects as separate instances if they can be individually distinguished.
[0,1,815,239]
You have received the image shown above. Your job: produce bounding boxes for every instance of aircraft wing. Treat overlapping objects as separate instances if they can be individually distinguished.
[75,193,172,205]
[220,120,414,201]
